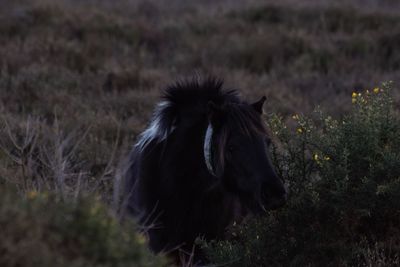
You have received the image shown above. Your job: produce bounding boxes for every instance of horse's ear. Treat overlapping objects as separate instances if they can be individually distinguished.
[251,96,266,114]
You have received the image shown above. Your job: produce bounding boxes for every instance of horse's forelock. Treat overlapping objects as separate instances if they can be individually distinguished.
[204,124,215,176]
[227,103,267,137]
[203,103,267,176]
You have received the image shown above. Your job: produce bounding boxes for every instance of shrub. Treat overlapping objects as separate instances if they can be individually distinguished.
[204,82,400,266]
[0,185,168,267]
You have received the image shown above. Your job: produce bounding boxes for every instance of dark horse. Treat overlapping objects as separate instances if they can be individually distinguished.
[125,77,286,261]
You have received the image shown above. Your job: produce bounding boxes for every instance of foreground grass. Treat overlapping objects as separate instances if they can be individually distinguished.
[0,184,168,267]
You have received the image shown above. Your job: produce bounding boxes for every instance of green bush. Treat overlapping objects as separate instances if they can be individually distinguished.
[0,185,168,267]
[204,82,400,266]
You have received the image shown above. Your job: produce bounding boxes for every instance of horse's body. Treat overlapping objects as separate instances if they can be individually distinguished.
[125,78,286,259]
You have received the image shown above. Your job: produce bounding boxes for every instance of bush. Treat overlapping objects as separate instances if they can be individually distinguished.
[204,82,400,266]
[0,185,168,267]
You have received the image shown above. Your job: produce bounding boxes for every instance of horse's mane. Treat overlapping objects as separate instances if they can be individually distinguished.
[135,77,267,152]
[163,77,240,108]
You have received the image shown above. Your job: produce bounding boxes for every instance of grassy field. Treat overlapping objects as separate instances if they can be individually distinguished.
[1,0,400,266]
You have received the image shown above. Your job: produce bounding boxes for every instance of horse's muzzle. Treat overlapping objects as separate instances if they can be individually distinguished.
[266,192,287,210]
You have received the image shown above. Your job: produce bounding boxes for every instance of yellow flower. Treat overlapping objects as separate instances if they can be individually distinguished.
[352,92,357,98]
[313,153,319,161]
[292,114,299,120]
[27,191,38,200]
[296,128,303,134]
[352,98,357,104]
[137,233,147,245]
[324,156,330,161]
[373,87,380,94]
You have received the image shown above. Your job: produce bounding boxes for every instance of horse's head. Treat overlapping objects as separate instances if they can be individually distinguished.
[205,96,287,214]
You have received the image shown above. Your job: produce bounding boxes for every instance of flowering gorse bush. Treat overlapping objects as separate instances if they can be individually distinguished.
[0,185,168,267]
[204,82,400,266]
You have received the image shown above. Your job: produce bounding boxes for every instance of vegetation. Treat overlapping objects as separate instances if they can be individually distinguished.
[204,82,400,266]
[1,0,400,266]
[0,185,168,267]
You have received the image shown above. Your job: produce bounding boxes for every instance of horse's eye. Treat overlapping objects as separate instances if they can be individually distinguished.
[228,145,234,152]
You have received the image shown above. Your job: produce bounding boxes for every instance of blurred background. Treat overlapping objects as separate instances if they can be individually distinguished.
[1,0,400,199]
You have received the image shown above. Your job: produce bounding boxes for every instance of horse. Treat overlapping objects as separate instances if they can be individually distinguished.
[124,77,287,262]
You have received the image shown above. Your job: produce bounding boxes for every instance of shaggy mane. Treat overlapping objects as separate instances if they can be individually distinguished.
[163,77,240,108]
[135,77,267,151]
